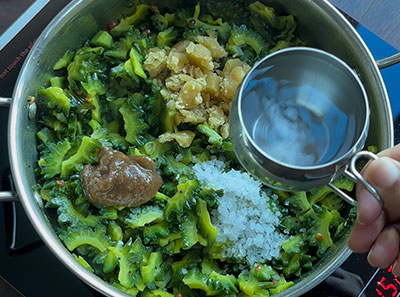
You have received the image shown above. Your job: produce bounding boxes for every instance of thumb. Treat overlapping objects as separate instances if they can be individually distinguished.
[357,157,400,225]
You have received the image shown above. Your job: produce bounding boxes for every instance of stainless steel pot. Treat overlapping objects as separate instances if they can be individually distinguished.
[0,0,397,296]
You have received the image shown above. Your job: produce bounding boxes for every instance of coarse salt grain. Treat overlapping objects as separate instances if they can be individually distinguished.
[193,160,287,266]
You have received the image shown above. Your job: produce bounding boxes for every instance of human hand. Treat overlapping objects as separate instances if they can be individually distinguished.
[348,143,400,275]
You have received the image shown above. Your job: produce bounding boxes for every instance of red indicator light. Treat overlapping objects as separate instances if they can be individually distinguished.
[376,276,398,296]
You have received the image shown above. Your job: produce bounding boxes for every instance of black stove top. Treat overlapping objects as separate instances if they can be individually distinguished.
[0,2,400,297]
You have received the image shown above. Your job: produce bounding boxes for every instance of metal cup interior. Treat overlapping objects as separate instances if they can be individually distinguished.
[232,47,370,190]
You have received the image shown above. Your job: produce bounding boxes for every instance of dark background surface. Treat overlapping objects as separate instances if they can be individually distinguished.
[0,1,400,297]
[0,0,35,35]
[330,0,400,50]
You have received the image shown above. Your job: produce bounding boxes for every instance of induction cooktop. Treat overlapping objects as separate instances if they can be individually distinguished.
[0,2,399,297]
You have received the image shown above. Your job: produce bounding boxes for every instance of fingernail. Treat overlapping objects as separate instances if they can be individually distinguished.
[378,158,399,189]
[367,245,376,265]
[356,211,366,225]
[356,187,372,225]
[393,261,400,276]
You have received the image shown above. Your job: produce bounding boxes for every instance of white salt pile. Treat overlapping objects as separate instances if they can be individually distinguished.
[193,160,287,266]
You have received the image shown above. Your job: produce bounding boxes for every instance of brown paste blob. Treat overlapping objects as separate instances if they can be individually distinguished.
[81,147,163,207]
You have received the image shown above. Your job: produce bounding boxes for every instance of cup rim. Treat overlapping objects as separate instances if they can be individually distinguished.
[236,46,370,170]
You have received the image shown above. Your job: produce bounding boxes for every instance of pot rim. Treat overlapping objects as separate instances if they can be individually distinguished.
[7,1,394,297]
[8,1,131,296]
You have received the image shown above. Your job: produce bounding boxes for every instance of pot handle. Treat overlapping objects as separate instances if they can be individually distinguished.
[0,97,19,203]
[0,97,12,106]
[377,52,400,69]
[328,151,382,208]
[0,191,18,202]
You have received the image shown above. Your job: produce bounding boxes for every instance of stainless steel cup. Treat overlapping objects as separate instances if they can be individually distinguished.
[230,47,381,207]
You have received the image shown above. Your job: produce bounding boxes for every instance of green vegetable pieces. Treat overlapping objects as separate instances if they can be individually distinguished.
[33,1,356,297]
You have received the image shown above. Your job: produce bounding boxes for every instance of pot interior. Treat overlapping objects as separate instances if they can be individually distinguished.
[9,0,393,297]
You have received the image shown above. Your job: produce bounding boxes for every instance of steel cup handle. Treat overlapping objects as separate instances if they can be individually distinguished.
[328,151,382,208]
